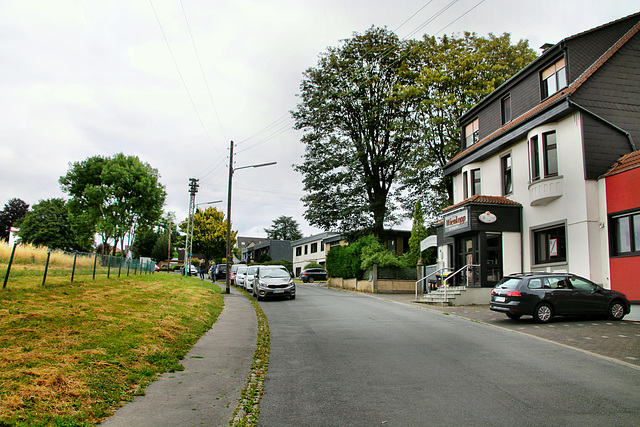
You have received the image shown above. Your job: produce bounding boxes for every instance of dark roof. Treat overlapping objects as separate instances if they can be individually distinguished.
[447,18,640,169]
[442,195,522,213]
[602,150,640,177]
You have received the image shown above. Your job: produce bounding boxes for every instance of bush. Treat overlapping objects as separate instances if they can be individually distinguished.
[303,262,323,270]
[326,235,381,279]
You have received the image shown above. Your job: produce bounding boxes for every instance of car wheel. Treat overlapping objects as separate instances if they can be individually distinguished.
[308,277,314,283]
[608,301,626,320]
[533,303,553,323]
[506,313,522,320]
[290,294,296,300]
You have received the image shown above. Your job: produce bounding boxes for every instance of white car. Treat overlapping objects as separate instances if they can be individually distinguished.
[236,265,248,289]
[245,265,259,292]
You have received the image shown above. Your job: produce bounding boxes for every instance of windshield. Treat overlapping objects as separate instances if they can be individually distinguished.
[261,268,290,278]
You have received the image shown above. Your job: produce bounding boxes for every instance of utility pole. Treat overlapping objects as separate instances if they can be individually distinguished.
[225,141,234,294]
[185,178,199,276]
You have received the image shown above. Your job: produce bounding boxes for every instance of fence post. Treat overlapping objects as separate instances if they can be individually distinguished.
[127,260,131,276]
[71,252,78,283]
[3,243,18,289]
[42,248,52,286]
[93,253,98,279]
[107,255,112,278]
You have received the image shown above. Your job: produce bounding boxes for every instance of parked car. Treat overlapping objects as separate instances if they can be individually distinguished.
[180,264,198,276]
[154,264,160,272]
[490,272,630,323]
[215,264,227,281]
[253,265,295,300]
[228,264,238,285]
[300,268,327,283]
[245,266,259,292]
[236,265,248,289]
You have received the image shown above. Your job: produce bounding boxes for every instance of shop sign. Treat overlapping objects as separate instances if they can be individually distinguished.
[444,208,469,234]
[479,211,497,224]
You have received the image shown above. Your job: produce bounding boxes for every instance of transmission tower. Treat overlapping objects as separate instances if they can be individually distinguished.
[184,178,199,275]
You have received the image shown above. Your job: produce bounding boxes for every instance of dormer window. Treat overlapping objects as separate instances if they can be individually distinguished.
[541,58,567,99]
[501,94,512,124]
[464,118,479,148]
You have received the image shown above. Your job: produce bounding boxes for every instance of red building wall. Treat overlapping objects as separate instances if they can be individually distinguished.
[606,167,640,302]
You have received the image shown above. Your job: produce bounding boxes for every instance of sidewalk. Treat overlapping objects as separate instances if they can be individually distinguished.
[101,284,257,427]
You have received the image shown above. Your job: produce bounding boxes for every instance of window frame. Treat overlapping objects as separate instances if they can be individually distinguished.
[529,135,540,181]
[541,58,567,99]
[501,94,512,124]
[609,210,640,257]
[471,168,481,196]
[295,247,302,257]
[464,118,479,149]
[310,242,318,253]
[501,153,513,196]
[463,171,469,199]
[542,131,558,177]
[532,224,567,265]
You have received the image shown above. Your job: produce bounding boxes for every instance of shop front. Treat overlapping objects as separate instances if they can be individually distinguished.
[437,197,522,288]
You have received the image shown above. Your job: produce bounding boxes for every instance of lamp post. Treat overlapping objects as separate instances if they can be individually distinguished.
[225,140,276,294]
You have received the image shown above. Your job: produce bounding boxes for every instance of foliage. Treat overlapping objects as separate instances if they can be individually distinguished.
[303,262,323,270]
[16,198,94,251]
[0,274,223,426]
[179,207,236,265]
[59,153,167,254]
[326,235,380,279]
[264,216,303,241]
[261,259,293,275]
[404,200,429,267]
[398,32,538,221]
[0,198,29,241]
[360,238,403,270]
[292,27,421,237]
[258,253,272,263]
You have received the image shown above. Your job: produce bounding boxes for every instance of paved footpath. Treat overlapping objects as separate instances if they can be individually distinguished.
[101,284,257,427]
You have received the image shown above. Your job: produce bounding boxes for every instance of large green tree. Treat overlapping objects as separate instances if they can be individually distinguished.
[180,207,236,265]
[264,215,303,241]
[293,27,421,238]
[0,198,29,241]
[59,153,167,254]
[405,200,429,267]
[17,198,94,251]
[399,32,538,221]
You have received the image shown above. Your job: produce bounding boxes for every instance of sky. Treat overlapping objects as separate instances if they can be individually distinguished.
[1,0,638,240]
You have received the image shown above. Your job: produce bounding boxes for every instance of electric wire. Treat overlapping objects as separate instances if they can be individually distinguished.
[433,0,487,35]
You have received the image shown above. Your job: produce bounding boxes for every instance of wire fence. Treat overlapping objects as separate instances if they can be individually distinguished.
[2,242,156,289]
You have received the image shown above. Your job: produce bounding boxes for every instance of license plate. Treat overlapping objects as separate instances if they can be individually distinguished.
[495,296,506,302]
[273,289,284,293]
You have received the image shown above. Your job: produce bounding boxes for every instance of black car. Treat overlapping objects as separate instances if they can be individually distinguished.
[215,264,227,281]
[299,268,327,283]
[490,272,630,323]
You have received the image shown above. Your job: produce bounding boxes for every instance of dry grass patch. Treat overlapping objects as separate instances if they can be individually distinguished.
[0,273,223,426]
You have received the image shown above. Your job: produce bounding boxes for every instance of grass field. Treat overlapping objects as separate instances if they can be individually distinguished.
[0,273,224,426]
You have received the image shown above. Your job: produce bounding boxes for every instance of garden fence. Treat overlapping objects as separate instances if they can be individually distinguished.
[2,243,156,289]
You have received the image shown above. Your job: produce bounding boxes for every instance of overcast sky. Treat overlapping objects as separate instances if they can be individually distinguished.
[1,0,638,239]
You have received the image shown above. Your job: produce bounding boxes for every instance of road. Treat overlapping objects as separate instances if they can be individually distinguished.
[256,284,640,426]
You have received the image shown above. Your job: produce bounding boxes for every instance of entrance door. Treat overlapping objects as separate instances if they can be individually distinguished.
[457,236,479,287]
[485,233,503,287]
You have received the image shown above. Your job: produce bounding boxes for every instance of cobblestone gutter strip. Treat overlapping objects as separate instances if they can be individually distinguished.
[230,291,270,426]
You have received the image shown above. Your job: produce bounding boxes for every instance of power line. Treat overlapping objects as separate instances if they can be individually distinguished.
[148,0,219,153]
[433,0,487,35]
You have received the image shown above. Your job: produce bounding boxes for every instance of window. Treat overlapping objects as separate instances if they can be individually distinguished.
[463,171,469,199]
[471,169,481,196]
[295,247,302,257]
[543,132,558,176]
[529,135,540,181]
[464,118,479,148]
[320,242,324,251]
[533,225,566,264]
[304,245,308,255]
[541,58,567,98]
[310,242,318,253]
[501,154,513,195]
[501,94,512,124]
[611,211,640,256]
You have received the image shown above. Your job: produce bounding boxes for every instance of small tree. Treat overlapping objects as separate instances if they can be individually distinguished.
[0,198,29,241]
[404,201,429,267]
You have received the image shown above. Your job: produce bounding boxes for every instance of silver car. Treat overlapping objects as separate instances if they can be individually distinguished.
[253,265,295,300]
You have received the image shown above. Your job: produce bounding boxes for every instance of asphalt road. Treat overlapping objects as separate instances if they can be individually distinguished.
[256,285,640,427]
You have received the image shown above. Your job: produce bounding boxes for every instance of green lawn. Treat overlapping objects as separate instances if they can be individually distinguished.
[0,273,224,426]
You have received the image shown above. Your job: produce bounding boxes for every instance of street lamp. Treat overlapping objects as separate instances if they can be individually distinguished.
[225,140,276,293]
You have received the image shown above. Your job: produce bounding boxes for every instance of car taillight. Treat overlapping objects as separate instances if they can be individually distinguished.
[491,289,496,295]
[506,291,521,297]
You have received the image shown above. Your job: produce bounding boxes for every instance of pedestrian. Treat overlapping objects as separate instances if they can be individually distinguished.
[210,262,217,282]
[199,259,206,280]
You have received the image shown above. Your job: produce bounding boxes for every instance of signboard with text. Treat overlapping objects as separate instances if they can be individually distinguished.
[444,208,470,236]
